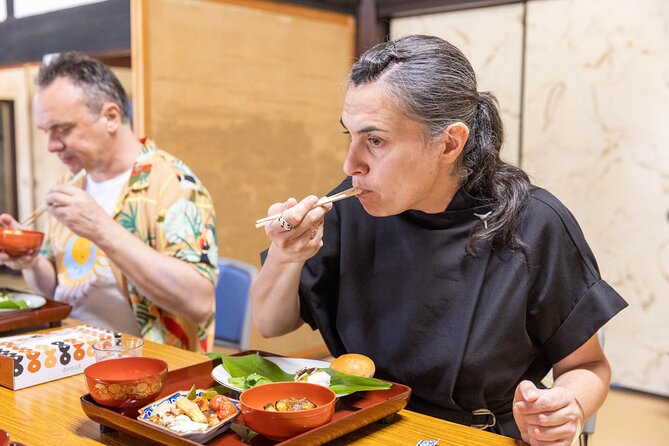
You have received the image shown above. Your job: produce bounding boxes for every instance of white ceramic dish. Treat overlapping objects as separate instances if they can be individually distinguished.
[137,390,239,443]
[0,291,47,313]
[212,357,333,393]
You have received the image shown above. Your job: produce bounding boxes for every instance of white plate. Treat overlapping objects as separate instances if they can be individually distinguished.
[0,291,47,313]
[212,356,331,393]
[137,389,239,443]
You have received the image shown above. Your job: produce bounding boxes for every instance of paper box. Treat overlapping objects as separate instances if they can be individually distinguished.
[0,324,119,390]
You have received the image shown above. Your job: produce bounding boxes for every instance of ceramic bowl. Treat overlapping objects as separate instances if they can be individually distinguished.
[0,227,44,256]
[239,382,336,441]
[137,389,240,443]
[84,357,168,409]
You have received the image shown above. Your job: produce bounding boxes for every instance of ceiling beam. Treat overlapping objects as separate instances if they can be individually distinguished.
[378,0,525,17]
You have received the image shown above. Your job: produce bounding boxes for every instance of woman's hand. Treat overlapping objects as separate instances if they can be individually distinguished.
[513,380,585,446]
[264,195,333,264]
[0,214,41,270]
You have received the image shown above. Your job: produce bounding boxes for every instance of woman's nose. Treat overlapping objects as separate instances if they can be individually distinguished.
[343,144,368,176]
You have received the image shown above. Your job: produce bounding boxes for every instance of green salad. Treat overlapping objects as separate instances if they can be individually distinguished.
[207,352,391,395]
[0,290,30,309]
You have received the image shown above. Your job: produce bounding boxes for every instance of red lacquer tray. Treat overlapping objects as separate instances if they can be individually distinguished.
[80,358,411,445]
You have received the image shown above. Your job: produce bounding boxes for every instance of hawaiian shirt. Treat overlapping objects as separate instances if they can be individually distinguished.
[43,138,218,353]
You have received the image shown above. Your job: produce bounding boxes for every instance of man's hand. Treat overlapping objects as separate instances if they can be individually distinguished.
[513,380,584,446]
[0,214,41,270]
[45,185,113,241]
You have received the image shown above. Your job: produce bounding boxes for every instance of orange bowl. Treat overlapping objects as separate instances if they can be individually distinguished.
[0,227,44,256]
[239,382,336,441]
[84,357,167,409]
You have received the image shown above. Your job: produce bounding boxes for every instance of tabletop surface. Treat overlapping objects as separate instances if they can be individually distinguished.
[0,320,525,446]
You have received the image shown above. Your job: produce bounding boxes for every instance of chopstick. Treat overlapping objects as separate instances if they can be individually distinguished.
[20,169,87,227]
[255,187,361,229]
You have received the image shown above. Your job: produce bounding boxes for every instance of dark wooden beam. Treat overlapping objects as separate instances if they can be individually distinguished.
[5,0,14,20]
[0,0,130,66]
[378,0,525,17]
[357,0,379,56]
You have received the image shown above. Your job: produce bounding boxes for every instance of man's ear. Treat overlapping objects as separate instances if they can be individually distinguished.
[440,122,469,162]
[100,102,122,132]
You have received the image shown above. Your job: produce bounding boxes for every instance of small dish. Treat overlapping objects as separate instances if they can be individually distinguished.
[137,390,240,443]
[0,228,44,257]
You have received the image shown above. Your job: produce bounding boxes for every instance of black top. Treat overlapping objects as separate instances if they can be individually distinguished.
[271,177,626,438]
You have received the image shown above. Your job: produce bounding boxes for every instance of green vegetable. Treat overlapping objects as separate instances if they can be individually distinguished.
[228,373,272,390]
[186,384,197,400]
[0,294,29,309]
[208,353,390,395]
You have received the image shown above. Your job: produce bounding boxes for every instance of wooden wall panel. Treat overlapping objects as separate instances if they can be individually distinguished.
[132,0,355,356]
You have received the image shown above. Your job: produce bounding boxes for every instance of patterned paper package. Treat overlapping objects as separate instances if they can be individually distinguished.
[0,324,118,390]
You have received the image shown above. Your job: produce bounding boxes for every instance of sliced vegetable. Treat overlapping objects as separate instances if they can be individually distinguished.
[186,384,197,400]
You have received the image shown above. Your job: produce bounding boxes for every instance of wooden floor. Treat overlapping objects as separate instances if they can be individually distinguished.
[2,270,668,445]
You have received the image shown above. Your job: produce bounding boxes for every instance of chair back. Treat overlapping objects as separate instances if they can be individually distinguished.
[214,258,257,350]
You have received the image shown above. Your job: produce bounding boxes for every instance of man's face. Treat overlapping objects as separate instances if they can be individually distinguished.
[33,77,109,173]
[341,82,454,216]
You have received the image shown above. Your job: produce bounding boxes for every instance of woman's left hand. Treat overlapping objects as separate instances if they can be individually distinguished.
[512,380,584,446]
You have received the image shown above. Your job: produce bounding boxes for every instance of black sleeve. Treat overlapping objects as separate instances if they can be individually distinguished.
[522,189,628,364]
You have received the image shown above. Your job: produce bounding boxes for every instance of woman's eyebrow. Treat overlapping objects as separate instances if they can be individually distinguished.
[339,118,388,134]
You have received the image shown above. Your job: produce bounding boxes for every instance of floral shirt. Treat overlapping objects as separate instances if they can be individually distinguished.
[43,138,218,353]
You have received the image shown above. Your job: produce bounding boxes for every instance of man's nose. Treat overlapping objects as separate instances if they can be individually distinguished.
[47,136,64,152]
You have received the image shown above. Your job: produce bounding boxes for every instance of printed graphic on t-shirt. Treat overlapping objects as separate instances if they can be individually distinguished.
[55,233,113,302]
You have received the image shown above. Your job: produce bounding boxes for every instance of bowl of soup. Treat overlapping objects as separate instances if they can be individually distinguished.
[0,228,44,257]
[239,382,336,441]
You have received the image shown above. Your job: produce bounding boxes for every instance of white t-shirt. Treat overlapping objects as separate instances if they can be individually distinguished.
[54,169,140,336]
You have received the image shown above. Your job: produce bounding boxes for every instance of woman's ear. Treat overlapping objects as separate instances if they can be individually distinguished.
[441,122,469,162]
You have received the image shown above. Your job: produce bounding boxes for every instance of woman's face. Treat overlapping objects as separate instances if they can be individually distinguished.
[341,82,458,216]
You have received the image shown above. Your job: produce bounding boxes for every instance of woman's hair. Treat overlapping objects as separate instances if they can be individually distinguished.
[349,34,531,252]
[37,51,131,123]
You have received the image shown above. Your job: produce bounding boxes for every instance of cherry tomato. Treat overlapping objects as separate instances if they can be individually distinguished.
[209,394,228,412]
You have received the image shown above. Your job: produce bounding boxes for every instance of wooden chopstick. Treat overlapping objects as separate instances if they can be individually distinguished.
[20,169,87,227]
[255,187,361,229]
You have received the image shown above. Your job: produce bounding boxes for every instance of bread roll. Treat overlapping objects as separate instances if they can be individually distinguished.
[330,353,375,378]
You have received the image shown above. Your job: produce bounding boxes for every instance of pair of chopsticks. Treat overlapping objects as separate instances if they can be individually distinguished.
[255,187,361,228]
[20,169,87,227]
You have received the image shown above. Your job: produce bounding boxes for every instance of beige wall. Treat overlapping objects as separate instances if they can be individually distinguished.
[132,0,355,356]
[391,4,524,166]
[390,0,668,396]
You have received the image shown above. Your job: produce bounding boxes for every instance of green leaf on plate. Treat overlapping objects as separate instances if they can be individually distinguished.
[208,353,391,395]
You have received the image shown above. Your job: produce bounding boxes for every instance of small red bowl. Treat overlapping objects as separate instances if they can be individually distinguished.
[0,227,44,256]
[239,382,336,441]
[84,357,168,409]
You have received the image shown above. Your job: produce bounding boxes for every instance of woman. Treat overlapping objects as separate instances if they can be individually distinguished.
[251,35,627,445]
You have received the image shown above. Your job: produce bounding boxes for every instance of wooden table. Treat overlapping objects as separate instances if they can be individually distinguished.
[0,321,524,446]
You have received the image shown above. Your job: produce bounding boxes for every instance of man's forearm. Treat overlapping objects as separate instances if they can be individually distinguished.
[22,257,57,298]
[96,221,214,324]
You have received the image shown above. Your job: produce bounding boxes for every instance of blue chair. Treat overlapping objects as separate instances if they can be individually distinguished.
[214,258,257,350]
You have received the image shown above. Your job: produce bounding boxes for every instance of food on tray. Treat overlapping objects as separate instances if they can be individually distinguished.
[147,388,237,433]
[263,397,317,412]
[330,353,376,378]
[294,367,332,388]
[209,353,391,395]
[0,290,30,309]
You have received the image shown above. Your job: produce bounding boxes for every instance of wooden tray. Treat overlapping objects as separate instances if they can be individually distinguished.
[0,289,71,333]
[80,360,411,445]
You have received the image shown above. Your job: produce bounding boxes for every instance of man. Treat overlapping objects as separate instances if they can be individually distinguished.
[0,52,218,353]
